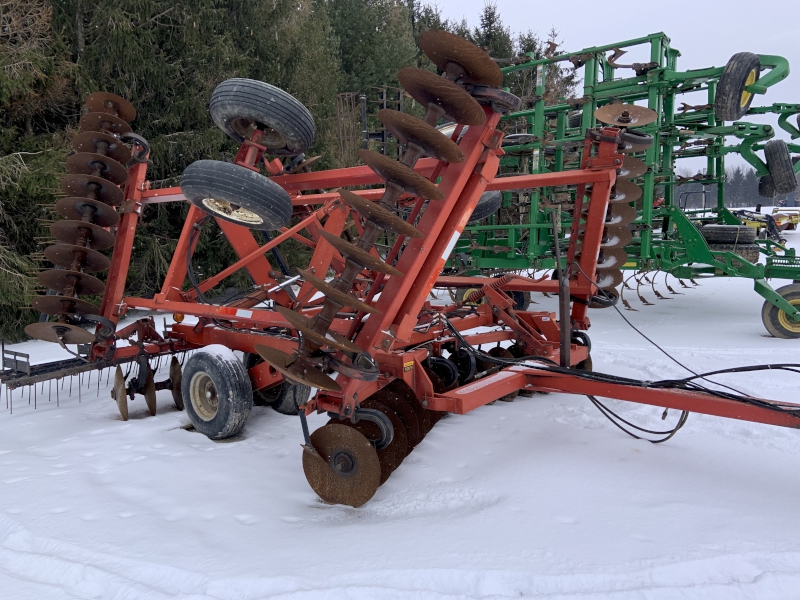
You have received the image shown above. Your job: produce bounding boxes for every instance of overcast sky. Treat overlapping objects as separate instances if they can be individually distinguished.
[434,0,799,170]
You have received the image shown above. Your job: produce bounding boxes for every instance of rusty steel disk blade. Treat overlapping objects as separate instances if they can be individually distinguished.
[617,156,647,179]
[79,112,133,135]
[318,230,401,277]
[273,305,362,354]
[71,131,132,164]
[24,321,95,345]
[112,365,128,420]
[358,150,444,200]
[378,109,464,164]
[610,178,643,203]
[419,29,503,87]
[85,92,137,122]
[44,243,110,273]
[61,174,123,206]
[594,104,658,127]
[299,269,381,315]
[597,248,629,270]
[302,424,381,507]
[54,197,120,228]
[254,344,342,392]
[359,399,409,484]
[169,357,185,410]
[144,368,157,416]
[370,388,423,449]
[338,190,423,238]
[605,203,637,227]
[595,268,623,290]
[398,67,486,126]
[31,295,100,317]
[66,152,128,186]
[37,269,106,296]
[601,225,633,249]
[50,220,116,250]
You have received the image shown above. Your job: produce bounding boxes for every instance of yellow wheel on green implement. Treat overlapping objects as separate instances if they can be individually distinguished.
[762,284,800,339]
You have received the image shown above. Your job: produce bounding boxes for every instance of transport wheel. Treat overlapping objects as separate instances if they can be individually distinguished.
[467,190,502,224]
[761,284,800,339]
[758,174,777,199]
[714,52,760,121]
[209,78,315,155]
[764,139,798,195]
[701,224,756,244]
[244,352,310,415]
[302,423,381,507]
[182,345,253,440]
[707,243,760,265]
[181,160,292,231]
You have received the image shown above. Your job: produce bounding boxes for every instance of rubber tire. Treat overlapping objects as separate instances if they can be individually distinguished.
[467,191,502,224]
[243,353,310,415]
[507,290,530,310]
[762,284,800,339]
[701,224,756,244]
[708,243,760,264]
[182,345,253,440]
[181,160,292,231]
[764,139,798,195]
[209,78,314,155]
[758,174,777,199]
[714,52,760,121]
[568,111,582,128]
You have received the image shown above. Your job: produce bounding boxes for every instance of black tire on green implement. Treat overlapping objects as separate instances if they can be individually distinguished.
[209,78,314,156]
[764,139,798,195]
[707,243,760,265]
[701,224,756,244]
[761,284,800,339]
[758,174,777,199]
[714,52,760,121]
[467,191,502,224]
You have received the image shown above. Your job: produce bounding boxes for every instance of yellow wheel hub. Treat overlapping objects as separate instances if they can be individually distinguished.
[740,69,757,109]
[777,298,800,333]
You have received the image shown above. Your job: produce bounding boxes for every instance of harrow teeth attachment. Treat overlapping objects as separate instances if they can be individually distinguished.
[37,269,106,296]
[71,131,132,164]
[605,203,637,227]
[600,225,633,249]
[84,92,137,122]
[377,109,465,164]
[617,156,647,179]
[78,112,132,135]
[273,305,362,354]
[318,230,402,277]
[254,345,342,392]
[419,29,504,87]
[49,220,116,250]
[358,149,444,200]
[337,190,423,238]
[43,243,111,273]
[610,178,643,203]
[65,152,128,186]
[60,174,124,206]
[397,67,486,125]
[54,197,120,228]
[299,269,382,315]
[594,103,658,127]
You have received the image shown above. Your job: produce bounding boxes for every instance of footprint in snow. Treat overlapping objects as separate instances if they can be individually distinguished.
[235,514,257,525]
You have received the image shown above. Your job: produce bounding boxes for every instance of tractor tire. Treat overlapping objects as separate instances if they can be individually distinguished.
[714,52,760,121]
[467,191,502,224]
[181,160,292,231]
[182,345,253,440]
[708,243,760,265]
[762,284,800,339]
[243,353,310,415]
[758,174,777,199]
[764,139,798,195]
[701,224,756,244]
[209,78,314,155]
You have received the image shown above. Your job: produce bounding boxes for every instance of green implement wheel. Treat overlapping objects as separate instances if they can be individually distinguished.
[761,284,800,339]
[714,52,760,121]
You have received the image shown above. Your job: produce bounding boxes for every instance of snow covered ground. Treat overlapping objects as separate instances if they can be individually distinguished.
[2,239,800,599]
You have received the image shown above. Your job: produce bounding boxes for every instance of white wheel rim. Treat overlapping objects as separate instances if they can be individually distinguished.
[189,371,219,421]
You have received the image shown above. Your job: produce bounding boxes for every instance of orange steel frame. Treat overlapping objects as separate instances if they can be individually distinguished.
[94,111,800,431]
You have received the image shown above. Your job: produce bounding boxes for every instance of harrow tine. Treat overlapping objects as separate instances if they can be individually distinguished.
[665,273,682,295]
[651,272,669,300]
[620,275,638,311]
[635,273,654,306]
[690,278,700,286]
[97,368,101,397]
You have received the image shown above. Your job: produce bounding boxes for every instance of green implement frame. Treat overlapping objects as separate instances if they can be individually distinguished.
[450,32,800,337]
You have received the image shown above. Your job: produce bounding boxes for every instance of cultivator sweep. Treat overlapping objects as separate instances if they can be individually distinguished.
[4,31,800,507]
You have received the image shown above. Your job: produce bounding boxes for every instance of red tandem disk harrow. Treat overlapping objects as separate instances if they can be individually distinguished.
[3,31,800,506]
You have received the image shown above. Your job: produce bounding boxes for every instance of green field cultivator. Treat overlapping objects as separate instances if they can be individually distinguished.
[449,32,800,338]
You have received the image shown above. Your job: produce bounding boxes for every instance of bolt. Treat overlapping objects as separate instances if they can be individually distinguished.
[422,400,428,406]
